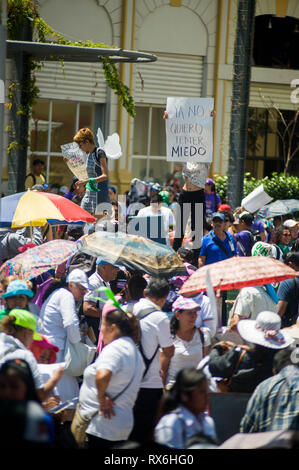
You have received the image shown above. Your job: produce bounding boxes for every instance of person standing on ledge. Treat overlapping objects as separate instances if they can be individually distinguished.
[72,128,110,218]
[163,110,215,263]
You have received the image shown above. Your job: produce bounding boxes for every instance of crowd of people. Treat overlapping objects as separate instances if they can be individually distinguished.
[0,126,298,450]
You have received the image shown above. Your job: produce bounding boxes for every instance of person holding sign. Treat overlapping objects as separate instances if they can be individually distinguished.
[72,128,110,217]
[164,102,215,260]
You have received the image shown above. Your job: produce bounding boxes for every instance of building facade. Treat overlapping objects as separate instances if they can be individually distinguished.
[2,0,299,194]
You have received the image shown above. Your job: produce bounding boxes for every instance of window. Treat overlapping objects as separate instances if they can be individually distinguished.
[132,105,174,185]
[253,15,299,70]
[246,107,299,177]
[29,100,94,186]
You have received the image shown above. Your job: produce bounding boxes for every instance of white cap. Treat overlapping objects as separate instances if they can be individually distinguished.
[66,268,92,289]
[283,219,298,229]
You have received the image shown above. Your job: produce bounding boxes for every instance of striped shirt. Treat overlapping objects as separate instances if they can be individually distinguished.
[240,365,299,433]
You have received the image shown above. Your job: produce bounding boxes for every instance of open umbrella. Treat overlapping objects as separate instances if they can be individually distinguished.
[0,239,78,280]
[256,199,299,219]
[0,191,95,228]
[77,230,187,277]
[179,256,298,297]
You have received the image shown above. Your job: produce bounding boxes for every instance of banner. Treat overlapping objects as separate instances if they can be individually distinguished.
[61,142,89,181]
[166,97,214,163]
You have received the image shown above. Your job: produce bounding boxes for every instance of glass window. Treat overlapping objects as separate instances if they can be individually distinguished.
[148,159,173,186]
[29,99,94,186]
[246,107,299,177]
[51,101,77,153]
[133,107,149,155]
[150,107,166,156]
[30,101,49,153]
[253,15,299,70]
[132,105,168,182]
[131,158,148,181]
[79,103,94,130]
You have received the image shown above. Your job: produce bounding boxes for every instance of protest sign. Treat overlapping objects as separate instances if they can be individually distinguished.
[61,142,88,181]
[166,97,214,163]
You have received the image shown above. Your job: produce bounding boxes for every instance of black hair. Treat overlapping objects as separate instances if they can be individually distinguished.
[32,159,45,166]
[291,240,299,252]
[283,251,299,267]
[177,247,194,264]
[221,210,234,224]
[150,193,163,204]
[239,213,254,226]
[144,278,170,300]
[105,309,140,344]
[157,368,207,418]
[42,278,68,302]
[0,359,41,403]
[170,314,180,337]
[70,178,78,192]
[272,225,291,245]
[272,348,295,374]
[127,274,147,301]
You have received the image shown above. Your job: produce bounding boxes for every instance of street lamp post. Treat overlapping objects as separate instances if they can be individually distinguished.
[227,0,256,210]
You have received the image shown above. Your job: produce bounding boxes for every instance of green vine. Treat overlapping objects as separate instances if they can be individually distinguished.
[6,0,136,155]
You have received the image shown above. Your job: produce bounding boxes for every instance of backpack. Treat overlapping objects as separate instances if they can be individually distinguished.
[25,172,45,187]
[135,307,160,379]
[236,230,261,257]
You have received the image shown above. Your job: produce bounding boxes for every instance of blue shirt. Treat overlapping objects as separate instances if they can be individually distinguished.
[200,230,237,265]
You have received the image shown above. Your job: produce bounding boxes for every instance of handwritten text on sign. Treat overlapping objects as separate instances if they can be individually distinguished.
[166,97,214,163]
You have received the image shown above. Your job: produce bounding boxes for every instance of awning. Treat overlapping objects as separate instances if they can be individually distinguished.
[6,40,157,63]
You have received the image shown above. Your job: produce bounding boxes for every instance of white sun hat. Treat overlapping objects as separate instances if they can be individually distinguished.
[237,311,294,350]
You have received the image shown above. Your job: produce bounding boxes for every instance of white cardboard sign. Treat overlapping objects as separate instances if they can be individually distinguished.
[166,97,214,163]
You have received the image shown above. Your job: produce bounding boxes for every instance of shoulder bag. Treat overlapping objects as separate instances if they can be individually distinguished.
[64,336,96,377]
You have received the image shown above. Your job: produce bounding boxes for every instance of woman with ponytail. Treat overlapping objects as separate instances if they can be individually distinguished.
[77,301,145,449]
[154,367,217,449]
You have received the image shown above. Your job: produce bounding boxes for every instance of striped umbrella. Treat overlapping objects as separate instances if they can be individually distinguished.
[0,190,95,228]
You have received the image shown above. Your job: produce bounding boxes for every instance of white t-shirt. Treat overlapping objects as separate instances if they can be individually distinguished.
[137,205,175,244]
[155,405,216,449]
[84,271,110,309]
[38,362,79,407]
[231,286,279,321]
[166,328,211,388]
[133,298,174,389]
[79,336,144,441]
[38,288,81,361]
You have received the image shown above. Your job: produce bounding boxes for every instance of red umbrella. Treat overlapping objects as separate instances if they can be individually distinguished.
[179,256,298,297]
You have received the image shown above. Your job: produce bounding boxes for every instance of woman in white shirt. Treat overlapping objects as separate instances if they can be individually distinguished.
[166,296,211,389]
[78,303,145,449]
[155,367,217,449]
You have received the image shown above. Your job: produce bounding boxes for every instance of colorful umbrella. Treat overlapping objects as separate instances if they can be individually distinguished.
[0,239,78,280]
[256,199,299,219]
[179,256,298,296]
[0,191,95,228]
[77,230,187,278]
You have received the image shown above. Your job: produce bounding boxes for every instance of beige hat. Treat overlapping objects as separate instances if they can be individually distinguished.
[283,219,298,229]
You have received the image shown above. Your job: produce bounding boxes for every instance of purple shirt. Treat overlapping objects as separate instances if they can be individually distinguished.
[235,231,253,256]
[205,193,221,215]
